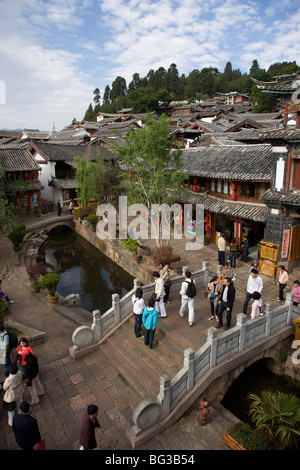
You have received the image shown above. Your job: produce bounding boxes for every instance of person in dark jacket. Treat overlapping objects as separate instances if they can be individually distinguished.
[24,353,44,405]
[12,401,41,450]
[216,277,236,330]
[79,404,101,450]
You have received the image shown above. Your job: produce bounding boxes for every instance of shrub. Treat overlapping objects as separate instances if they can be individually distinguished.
[26,262,47,287]
[0,303,10,324]
[228,422,268,450]
[41,273,60,297]
[152,245,173,266]
[8,227,25,247]
[122,238,140,253]
[87,214,98,229]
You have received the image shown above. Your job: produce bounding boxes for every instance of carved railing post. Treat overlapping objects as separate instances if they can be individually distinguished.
[158,375,171,419]
[202,261,209,287]
[184,348,195,391]
[264,301,272,337]
[207,327,218,367]
[112,293,121,325]
[236,313,247,352]
[134,278,142,289]
[92,310,102,342]
[285,292,293,325]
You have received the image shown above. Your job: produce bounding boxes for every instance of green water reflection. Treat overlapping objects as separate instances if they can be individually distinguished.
[39,229,134,313]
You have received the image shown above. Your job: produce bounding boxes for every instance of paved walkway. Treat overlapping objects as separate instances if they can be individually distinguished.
[0,213,298,450]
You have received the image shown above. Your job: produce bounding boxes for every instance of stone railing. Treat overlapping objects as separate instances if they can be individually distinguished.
[69,261,210,359]
[129,293,297,442]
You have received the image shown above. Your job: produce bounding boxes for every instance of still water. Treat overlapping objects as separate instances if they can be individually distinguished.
[39,229,134,313]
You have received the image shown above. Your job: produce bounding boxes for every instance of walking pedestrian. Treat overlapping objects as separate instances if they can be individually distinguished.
[79,404,101,450]
[16,338,35,377]
[229,238,238,268]
[216,277,236,330]
[152,271,167,318]
[249,260,259,273]
[142,298,158,350]
[207,276,222,320]
[12,401,42,450]
[3,364,24,426]
[278,265,289,302]
[179,270,196,326]
[57,199,62,216]
[291,280,300,306]
[242,268,263,315]
[24,353,44,405]
[217,233,226,266]
[250,292,263,320]
[0,280,14,304]
[160,263,174,304]
[241,236,249,262]
[222,262,234,280]
[132,287,145,338]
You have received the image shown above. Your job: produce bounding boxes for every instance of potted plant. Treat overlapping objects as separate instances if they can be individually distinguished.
[41,272,60,304]
[138,245,151,256]
[8,223,26,251]
[248,390,300,450]
[86,213,98,231]
[122,238,141,261]
[26,262,47,292]
[223,422,268,450]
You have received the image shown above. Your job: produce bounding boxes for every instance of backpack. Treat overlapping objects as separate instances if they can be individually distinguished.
[185,279,196,298]
[4,331,18,349]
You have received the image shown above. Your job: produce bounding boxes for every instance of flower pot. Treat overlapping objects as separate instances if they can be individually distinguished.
[48,295,58,304]
[31,285,40,293]
[133,254,141,262]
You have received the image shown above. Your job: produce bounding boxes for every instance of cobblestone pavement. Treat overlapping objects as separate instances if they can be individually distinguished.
[0,213,299,451]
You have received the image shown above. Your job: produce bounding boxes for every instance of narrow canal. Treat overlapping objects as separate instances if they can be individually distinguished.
[39,227,134,313]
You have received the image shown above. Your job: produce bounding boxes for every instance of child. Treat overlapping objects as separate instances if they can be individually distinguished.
[142,298,158,349]
[250,291,263,319]
[291,280,300,306]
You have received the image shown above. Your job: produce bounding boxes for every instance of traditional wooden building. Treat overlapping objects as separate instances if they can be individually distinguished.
[178,144,273,248]
[0,147,43,216]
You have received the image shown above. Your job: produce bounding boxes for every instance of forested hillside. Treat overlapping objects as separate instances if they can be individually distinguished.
[83,60,299,120]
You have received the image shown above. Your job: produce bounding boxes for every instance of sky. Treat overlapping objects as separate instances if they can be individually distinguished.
[0,0,299,132]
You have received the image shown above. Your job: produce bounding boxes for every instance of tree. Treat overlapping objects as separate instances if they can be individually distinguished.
[116,114,185,246]
[110,76,127,101]
[83,103,95,121]
[248,390,300,449]
[165,63,179,96]
[128,88,158,113]
[93,88,101,104]
[74,156,119,206]
[103,85,111,105]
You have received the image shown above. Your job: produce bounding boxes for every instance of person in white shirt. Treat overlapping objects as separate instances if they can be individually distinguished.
[243,268,263,315]
[217,234,226,266]
[179,270,196,326]
[278,266,289,302]
[132,287,146,338]
[152,271,167,318]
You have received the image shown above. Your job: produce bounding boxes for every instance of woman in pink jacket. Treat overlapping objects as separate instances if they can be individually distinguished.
[250,292,263,319]
[278,266,289,302]
[291,280,300,306]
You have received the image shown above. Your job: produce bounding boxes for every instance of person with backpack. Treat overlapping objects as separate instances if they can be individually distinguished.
[179,270,196,326]
[24,353,44,405]
[142,298,158,349]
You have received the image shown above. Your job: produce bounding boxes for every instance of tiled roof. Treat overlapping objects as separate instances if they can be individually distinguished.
[30,141,115,162]
[0,147,41,171]
[180,191,268,222]
[251,74,300,93]
[260,189,300,205]
[180,144,273,181]
[51,178,76,189]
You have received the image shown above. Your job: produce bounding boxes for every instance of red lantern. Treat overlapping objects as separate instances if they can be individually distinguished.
[39,201,42,207]
[231,192,237,201]
[204,216,209,224]
[205,225,209,232]
[231,182,237,191]
[6,173,10,179]
[25,172,28,178]
[38,191,41,196]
